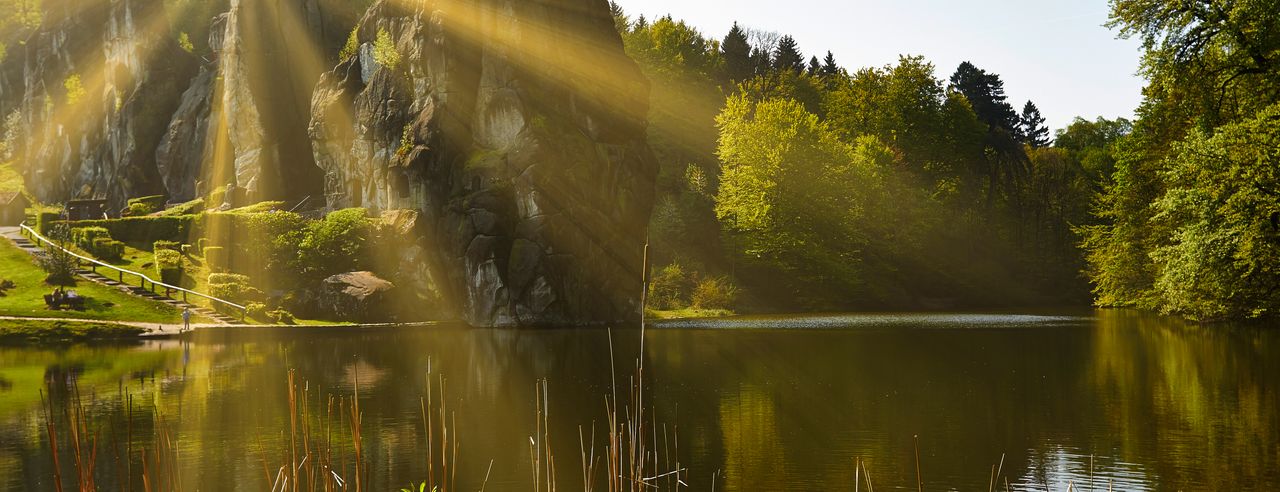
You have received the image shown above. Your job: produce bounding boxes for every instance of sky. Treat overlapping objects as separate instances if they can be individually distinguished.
[616,0,1147,133]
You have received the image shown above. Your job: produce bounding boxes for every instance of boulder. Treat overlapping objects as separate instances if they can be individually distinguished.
[321,271,395,322]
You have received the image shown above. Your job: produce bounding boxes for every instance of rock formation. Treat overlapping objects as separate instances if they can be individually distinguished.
[309,0,657,326]
[0,0,658,326]
[11,0,195,211]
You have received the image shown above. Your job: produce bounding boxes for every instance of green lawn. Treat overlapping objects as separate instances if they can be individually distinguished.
[0,236,184,323]
[0,319,145,343]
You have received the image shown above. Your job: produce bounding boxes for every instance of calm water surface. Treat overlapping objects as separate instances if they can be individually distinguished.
[0,310,1277,490]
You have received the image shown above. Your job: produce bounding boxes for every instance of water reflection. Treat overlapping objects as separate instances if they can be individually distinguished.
[0,311,1275,490]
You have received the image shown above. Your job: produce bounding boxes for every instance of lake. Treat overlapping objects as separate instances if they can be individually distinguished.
[0,310,1277,490]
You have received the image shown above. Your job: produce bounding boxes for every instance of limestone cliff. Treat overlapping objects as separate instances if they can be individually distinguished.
[309,0,657,326]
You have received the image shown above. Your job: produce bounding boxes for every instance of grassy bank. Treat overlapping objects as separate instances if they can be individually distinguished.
[0,235,184,323]
[646,307,734,319]
[0,319,145,343]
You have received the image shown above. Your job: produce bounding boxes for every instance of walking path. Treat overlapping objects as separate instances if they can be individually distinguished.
[0,225,239,326]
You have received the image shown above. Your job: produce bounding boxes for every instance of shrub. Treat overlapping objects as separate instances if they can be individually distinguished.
[298,208,371,280]
[91,237,124,261]
[71,226,111,249]
[691,276,738,310]
[207,273,264,305]
[268,309,296,325]
[649,263,692,310]
[36,211,61,234]
[208,273,250,285]
[204,246,227,272]
[340,26,360,60]
[154,249,182,284]
[153,240,180,253]
[125,195,167,215]
[245,302,270,322]
[69,216,194,244]
[155,198,204,216]
[373,28,400,70]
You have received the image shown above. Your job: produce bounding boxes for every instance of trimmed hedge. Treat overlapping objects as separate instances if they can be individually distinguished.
[207,272,264,308]
[71,226,111,248]
[36,211,61,234]
[91,237,125,261]
[203,246,227,272]
[67,216,195,245]
[122,195,166,216]
[153,240,180,253]
[154,249,182,284]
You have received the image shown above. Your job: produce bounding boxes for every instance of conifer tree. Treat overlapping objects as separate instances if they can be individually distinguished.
[820,51,839,78]
[773,35,804,74]
[807,56,821,77]
[1020,101,1050,147]
[722,22,753,82]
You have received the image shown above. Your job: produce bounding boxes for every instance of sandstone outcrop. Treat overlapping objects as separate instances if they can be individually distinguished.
[0,0,658,327]
[309,0,657,326]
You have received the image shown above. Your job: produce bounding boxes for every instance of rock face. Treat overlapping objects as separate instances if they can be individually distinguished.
[309,0,657,326]
[321,271,395,322]
[0,0,658,327]
[13,0,196,210]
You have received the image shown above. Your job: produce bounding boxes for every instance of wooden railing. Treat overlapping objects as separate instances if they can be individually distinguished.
[19,222,247,321]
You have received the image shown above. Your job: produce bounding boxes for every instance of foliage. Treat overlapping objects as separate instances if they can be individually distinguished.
[373,28,400,70]
[64,75,86,106]
[340,26,360,60]
[69,216,195,246]
[90,238,124,262]
[155,198,205,216]
[297,208,372,280]
[153,240,180,253]
[772,35,804,74]
[1079,0,1280,319]
[154,249,182,284]
[203,246,226,272]
[1,110,21,161]
[207,272,263,305]
[622,15,721,77]
[123,195,167,216]
[691,276,738,310]
[1145,104,1280,319]
[715,94,873,300]
[1020,101,1050,148]
[648,263,693,310]
[177,32,194,53]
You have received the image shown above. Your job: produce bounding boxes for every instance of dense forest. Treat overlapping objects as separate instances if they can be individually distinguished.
[615,0,1280,321]
[610,3,1117,314]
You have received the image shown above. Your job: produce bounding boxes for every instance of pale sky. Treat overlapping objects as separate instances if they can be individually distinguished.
[616,0,1146,133]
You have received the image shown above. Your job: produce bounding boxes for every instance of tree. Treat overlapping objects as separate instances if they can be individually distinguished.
[949,61,1028,208]
[948,61,1018,132]
[1020,101,1050,147]
[1109,0,1280,130]
[1145,103,1280,319]
[715,94,876,302]
[820,51,840,78]
[721,22,753,82]
[608,1,629,34]
[773,35,804,74]
[806,56,821,77]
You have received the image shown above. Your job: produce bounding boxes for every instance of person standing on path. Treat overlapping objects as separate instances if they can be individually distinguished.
[182,307,191,333]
